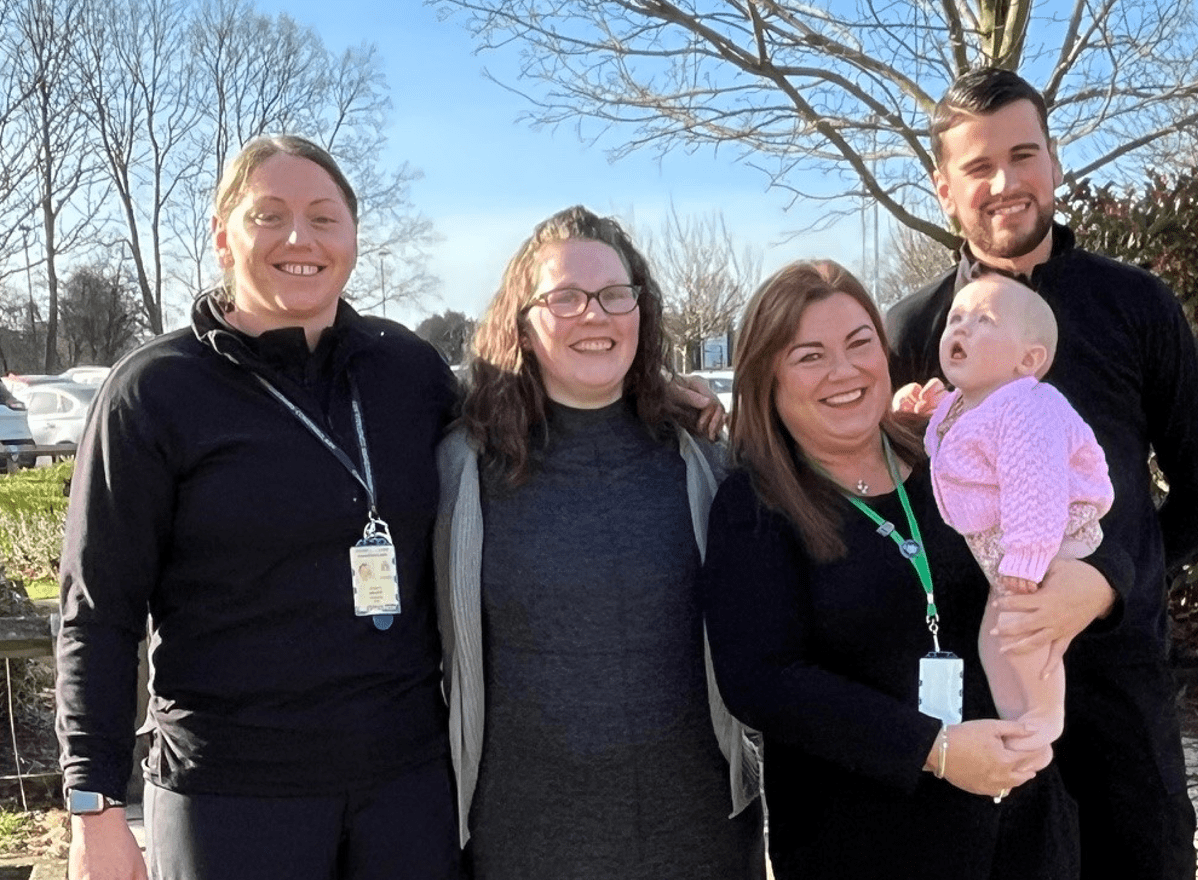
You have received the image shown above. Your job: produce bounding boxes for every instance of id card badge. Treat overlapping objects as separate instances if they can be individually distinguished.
[350,539,400,631]
[918,651,964,725]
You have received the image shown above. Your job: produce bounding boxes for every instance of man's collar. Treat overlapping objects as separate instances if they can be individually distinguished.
[952,223,1075,292]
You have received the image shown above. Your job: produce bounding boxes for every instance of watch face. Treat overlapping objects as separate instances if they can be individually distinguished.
[68,790,105,814]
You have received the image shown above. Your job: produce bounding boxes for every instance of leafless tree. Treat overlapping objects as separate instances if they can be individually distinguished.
[166,173,215,308]
[317,44,440,313]
[876,224,956,309]
[0,0,440,335]
[0,280,35,372]
[185,2,439,313]
[641,205,760,372]
[0,0,43,281]
[435,0,1198,247]
[76,0,205,334]
[189,0,326,182]
[10,0,106,371]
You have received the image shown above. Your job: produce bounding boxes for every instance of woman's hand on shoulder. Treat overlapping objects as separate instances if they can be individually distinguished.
[930,720,1051,799]
[670,374,726,440]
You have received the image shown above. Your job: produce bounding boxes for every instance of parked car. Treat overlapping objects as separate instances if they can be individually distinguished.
[0,383,35,470]
[59,365,111,385]
[689,369,734,411]
[5,366,111,400]
[4,373,62,403]
[24,382,98,448]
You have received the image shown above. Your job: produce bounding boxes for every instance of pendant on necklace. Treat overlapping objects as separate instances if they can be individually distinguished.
[855,479,869,495]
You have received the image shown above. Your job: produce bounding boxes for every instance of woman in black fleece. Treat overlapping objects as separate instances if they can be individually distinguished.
[56,136,461,880]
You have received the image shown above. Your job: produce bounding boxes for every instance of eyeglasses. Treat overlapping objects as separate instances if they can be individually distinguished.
[525,284,642,318]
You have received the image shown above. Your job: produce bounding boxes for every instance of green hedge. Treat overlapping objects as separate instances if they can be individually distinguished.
[0,461,74,602]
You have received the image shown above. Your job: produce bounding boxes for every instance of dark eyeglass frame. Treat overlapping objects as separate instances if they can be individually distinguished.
[524,284,642,318]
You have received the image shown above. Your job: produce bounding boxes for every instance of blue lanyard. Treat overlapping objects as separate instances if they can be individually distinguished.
[250,373,379,519]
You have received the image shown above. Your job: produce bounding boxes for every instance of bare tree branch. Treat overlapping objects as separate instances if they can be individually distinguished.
[76,0,205,334]
[10,0,107,371]
[434,0,1198,245]
[639,203,760,371]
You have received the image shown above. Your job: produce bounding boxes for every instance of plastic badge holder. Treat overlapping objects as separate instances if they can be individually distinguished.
[918,651,964,725]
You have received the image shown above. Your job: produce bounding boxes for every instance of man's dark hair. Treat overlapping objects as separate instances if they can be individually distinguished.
[930,67,1051,164]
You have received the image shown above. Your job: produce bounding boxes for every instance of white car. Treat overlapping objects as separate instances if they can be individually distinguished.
[24,382,98,448]
[59,365,111,386]
[0,383,35,469]
[5,367,111,403]
[3,373,59,403]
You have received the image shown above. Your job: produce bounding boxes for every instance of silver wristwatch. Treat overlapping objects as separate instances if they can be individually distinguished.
[67,789,123,815]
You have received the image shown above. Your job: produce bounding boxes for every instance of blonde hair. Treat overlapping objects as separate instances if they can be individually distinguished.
[214,135,358,225]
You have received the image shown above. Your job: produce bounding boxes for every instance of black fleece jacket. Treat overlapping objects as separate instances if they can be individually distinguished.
[56,295,457,799]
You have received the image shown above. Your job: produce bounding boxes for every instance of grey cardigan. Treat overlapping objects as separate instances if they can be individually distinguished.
[434,424,761,846]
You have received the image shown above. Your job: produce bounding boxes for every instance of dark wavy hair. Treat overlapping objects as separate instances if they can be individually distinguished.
[463,205,692,487]
[930,67,1051,165]
[731,259,925,562]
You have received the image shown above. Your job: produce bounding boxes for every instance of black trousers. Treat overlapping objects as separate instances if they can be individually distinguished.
[143,758,461,880]
[1056,658,1196,880]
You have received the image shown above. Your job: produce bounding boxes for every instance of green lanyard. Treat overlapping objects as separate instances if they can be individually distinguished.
[815,434,943,651]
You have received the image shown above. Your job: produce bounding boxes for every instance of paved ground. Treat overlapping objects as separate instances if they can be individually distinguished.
[9,687,1198,877]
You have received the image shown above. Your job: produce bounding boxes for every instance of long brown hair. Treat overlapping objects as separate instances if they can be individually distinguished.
[463,205,692,486]
[731,259,925,561]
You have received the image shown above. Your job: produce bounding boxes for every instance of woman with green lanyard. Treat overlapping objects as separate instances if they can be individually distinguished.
[699,260,1080,879]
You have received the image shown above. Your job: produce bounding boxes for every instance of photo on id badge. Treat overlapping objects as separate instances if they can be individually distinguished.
[350,542,401,616]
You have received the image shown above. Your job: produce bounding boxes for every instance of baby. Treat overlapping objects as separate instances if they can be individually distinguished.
[925,274,1114,751]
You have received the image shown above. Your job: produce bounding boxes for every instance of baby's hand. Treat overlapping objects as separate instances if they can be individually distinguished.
[892,378,947,415]
[998,575,1039,596]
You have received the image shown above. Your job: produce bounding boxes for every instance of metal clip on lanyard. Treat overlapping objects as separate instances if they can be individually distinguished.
[816,433,941,650]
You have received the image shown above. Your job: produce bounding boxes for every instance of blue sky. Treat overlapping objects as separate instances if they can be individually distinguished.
[252,0,868,328]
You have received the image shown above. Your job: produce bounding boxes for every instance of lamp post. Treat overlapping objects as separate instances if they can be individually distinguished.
[377,249,391,318]
[19,224,37,359]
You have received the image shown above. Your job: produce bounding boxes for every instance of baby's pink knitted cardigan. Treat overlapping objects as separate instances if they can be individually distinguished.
[925,376,1114,583]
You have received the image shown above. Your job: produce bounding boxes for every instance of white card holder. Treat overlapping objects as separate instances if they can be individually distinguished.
[350,541,401,617]
[918,652,963,725]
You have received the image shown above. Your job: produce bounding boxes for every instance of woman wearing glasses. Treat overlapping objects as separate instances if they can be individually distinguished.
[434,205,763,879]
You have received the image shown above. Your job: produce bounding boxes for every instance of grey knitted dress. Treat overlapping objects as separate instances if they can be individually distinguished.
[468,399,762,879]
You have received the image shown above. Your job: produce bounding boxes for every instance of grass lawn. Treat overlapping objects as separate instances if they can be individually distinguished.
[0,462,72,602]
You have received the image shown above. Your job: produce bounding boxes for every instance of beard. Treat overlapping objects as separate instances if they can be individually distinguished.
[961,197,1055,262]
